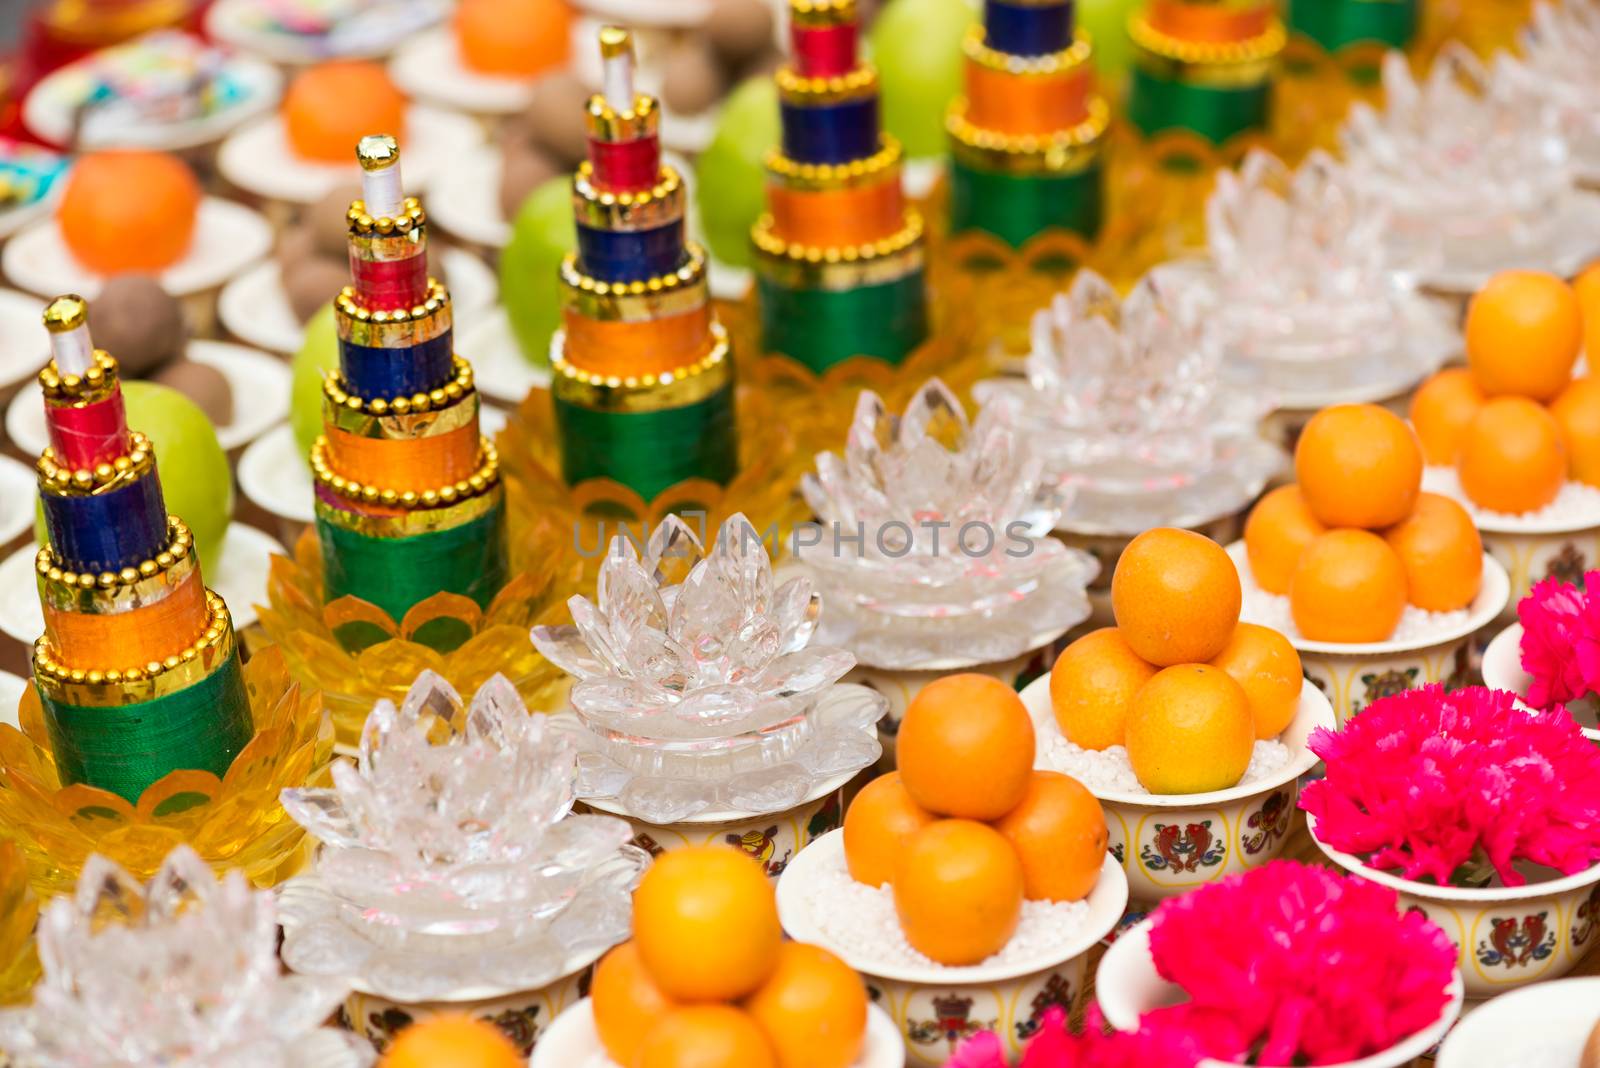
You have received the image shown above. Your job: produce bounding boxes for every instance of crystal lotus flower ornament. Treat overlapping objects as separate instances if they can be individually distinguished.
[0,845,367,1068]
[276,671,646,1002]
[1339,44,1599,291]
[532,513,887,824]
[976,267,1285,535]
[1186,149,1456,403]
[1496,0,1600,185]
[797,378,1096,668]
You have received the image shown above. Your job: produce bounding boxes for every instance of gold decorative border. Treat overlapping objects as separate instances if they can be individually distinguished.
[345,196,426,236]
[552,324,731,412]
[39,351,119,404]
[310,436,501,509]
[33,592,235,703]
[323,385,479,440]
[751,234,925,290]
[322,355,474,417]
[765,136,901,191]
[314,483,502,538]
[36,432,153,496]
[776,63,878,105]
[559,249,707,322]
[791,0,855,26]
[571,163,686,231]
[752,210,923,264]
[585,93,660,142]
[333,279,451,325]
[947,96,1109,174]
[36,518,197,613]
[964,25,1093,75]
[1129,14,1286,69]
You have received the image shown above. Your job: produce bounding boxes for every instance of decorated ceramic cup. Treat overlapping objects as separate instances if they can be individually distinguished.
[1020,676,1334,904]
[1096,919,1467,1067]
[1309,814,1600,1000]
[1480,623,1600,742]
[775,830,1129,1066]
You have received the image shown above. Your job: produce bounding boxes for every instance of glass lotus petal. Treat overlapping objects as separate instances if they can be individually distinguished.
[0,845,367,1068]
[0,646,334,897]
[1496,0,1600,184]
[797,378,1096,667]
[0,840,39,1006]
[277,671,647,1003]
[1339,44,1598,290]
[976,267,1285,534]
[532,513,886,824]
[1183,148,1456,402]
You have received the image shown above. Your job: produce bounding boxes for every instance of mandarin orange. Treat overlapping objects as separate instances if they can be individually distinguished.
[1551,377,1600,487]
[1110,527,1241,666]
[895,674,1035,820]
[990,771,1107,901]
[1288,529,1406,643]
[842,772,936,888]
[456,0,572,76]
[1457,396,1567,515]
[592,942,679,1067]
[1207,622,1302,739]
[1048,628,1156,751]
[283,62,406,163]
[1381,492,1483,611]
[1124,664,1254,794]
[378,1014,521,1068]
[743,943,867,1068]
[1465,270,1582,401]
[1576,262,1600,366]
[59,151,200,274]
[892,819,1024,965]
[638,1005,777,1068]
[1294,404,1422,528]
[1243,485,1326,595]
[1409,368,1487,466]
[632,846,781,1002]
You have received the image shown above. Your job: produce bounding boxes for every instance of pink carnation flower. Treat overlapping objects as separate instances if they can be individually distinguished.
[944,1008,1204,1068]
[1519,575,1593,709]
[1302,685,1600,886]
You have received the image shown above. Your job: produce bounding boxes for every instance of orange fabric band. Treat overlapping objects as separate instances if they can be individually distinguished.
[325,421,481,490]
[1148,0,1274,41]
[562,305,714,378]
[767,179,906,247]
[43,569,209,671]
[964,61,1092,136]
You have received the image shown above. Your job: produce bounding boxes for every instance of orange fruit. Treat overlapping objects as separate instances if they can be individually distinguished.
[1457,396,1567,515]
[1465,270,1582,401]
[638,1005,777,1068]
[59,151,200,273]
[1048,628,1156,751]
[1207,622,1302,740]
[1551,377,1600,487]
[1381,492,1483,612]
[283,62,406,163]
[592,942,679,1067]
[1288,529,1407,643]
[743,943,867,1068]
[1243,485,1326,595]
[456,0,572,76]
[895,673,1035,820]
[892,819,1024,965]
[1294,404,1423,528]
[632,846,782,1002]
[378,1014,521,1068]
[1409,368,1487,466]
[1124,664,1254,794]
[1110,527,1241,666]
[842,772,936,888]
[990,771,1107,902]
[1576,262,1600,365]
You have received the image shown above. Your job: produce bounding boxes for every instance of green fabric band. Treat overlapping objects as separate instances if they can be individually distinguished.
[949,159,1104,248]
[1290,0,1417,50]
[1128,66,1272,144]
[318,503,509,624]
[555,383,739,502]
[758,270,929,373]
[39,652,253,804]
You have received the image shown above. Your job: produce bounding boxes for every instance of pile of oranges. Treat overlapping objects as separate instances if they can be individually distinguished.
[1245,404,1482,642]
[591,845,867,1068]
[1052,528,1302,794]
[1411,268,1600,513]
[842,674,1108,966]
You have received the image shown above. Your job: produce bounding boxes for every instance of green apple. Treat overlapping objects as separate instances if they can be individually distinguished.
[869,0,976,159]
[500,175,577,367]
[1080,0,1139,84]
[695,76,780,269]
[291,302,339,461]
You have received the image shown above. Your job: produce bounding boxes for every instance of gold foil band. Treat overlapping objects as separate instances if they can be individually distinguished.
[552,324,732,412]
[964,25,1093,75]
[345,196,426,236]
[314,481,503,537]
[35,518,197,613]
[585,94,661,142]
[33,592,236,705]
[558,246,708,321]
[776,63,878,105]
[39,351,120,404]
[764,136,902,191]
[310,436,501,510]
[36,433,154,497]
[947,97,1110,174]
[323,357,475,417]
[571,163,686,230]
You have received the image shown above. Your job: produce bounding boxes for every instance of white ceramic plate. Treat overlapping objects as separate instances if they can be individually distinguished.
[205,0,449,65]
[0,671,24,730]
[570,0,713,27]
[1421,465,1600,536]
[426,141,509,248]
[0,456,35,549]
[1435,976,1600,1068]
[6,340,291,455]
[23,46,282,151]
[389,25,553,115]
[217,104,483,205]
[1476,622,1600,741]
[218,247,499,354]
[0,287,51,392]
[3,197,272,299]
[0,523,284,646]
[458,305,552,404]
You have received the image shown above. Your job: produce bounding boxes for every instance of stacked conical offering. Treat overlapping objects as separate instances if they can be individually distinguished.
[1288,0,1417,52]
[1126,0,1285,144]
[30,296,251,804]
[947,0,1110,247]
[753,0,929,372]
[551,27,737,500]
[313,136,507,626]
